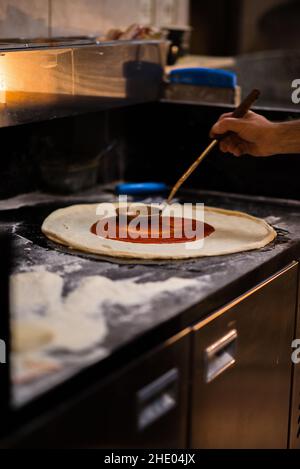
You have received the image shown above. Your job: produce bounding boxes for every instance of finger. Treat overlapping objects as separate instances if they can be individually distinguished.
[209,116,227,138]
[222,135,245,157]
[230,140,248,157]
[231,135,253,156]
[210,117,244,138]
[219,140,229,153]
[219,134,238,153]
[210,110,254,138]
[219,112,234,120]
[244,110,255,119]
[231,145,243,157]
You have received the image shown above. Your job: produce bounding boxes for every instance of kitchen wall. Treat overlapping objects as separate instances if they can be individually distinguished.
[0,0,189,39]
[0,1,49,38]
[238,0,292,52]
[190,0,296,56]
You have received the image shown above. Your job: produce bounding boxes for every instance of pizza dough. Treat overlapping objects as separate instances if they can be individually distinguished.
[41,203,276,260]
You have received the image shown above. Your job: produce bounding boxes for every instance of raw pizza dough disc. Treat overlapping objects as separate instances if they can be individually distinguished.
[42,203,276,260]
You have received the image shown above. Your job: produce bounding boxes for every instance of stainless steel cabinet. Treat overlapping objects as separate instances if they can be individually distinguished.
[289,268,300,449]
[191,262,298,449]
[4,263,299,449]
[7,329,191,449]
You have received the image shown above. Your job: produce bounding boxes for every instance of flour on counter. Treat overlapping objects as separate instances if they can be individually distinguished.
[264,216,282,225]
[11,271,198,356]
[11,272,63,318]
[11,271,107,352]
[0,188,114,211]
[62,263,83,274]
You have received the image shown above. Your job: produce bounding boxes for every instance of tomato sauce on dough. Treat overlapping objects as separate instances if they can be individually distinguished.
[91,216,214,244]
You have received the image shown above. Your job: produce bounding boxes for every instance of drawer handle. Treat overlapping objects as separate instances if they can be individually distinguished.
[136,368,178,431]
[204,329,238,383]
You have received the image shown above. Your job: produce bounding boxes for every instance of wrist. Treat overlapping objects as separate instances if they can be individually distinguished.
[270,123,287,154]
[272,121,300,154]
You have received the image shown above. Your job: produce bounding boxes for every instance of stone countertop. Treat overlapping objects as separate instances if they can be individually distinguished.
[2,189,300,408]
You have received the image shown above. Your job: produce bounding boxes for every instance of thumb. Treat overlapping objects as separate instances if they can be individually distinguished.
[210,117,246,138]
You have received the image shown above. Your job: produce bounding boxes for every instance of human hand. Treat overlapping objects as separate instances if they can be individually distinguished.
[210,111,278,157]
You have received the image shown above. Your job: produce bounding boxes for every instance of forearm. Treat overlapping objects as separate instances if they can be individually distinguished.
[272,120,300,154]
[210,112,300,157]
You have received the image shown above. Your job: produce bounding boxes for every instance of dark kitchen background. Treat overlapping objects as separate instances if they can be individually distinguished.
[1,0,300,450]
[1,0,300,200]
[1,0,300,202]
[0,0,297,53]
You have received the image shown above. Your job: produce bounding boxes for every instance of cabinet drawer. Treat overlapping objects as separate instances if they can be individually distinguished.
[289,266,300,449]
[6,329,191,449]
[191,263,298,449]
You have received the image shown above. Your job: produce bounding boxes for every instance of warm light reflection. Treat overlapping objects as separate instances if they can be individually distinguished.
[0,77,6,105]
[0,54,7,105]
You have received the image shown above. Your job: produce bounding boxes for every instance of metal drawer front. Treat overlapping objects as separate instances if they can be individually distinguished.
[191,263,298,449]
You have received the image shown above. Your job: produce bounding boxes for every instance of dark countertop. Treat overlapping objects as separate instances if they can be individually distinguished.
[2,188,300,409]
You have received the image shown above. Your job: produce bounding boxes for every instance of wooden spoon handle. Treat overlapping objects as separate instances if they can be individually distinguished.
[216,89,260,141]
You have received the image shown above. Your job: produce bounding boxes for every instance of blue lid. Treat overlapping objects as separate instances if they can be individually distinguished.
[169,67,237,89]
[116,182,168,195]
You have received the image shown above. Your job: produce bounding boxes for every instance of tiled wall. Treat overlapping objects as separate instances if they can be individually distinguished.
[0,0,189,38]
